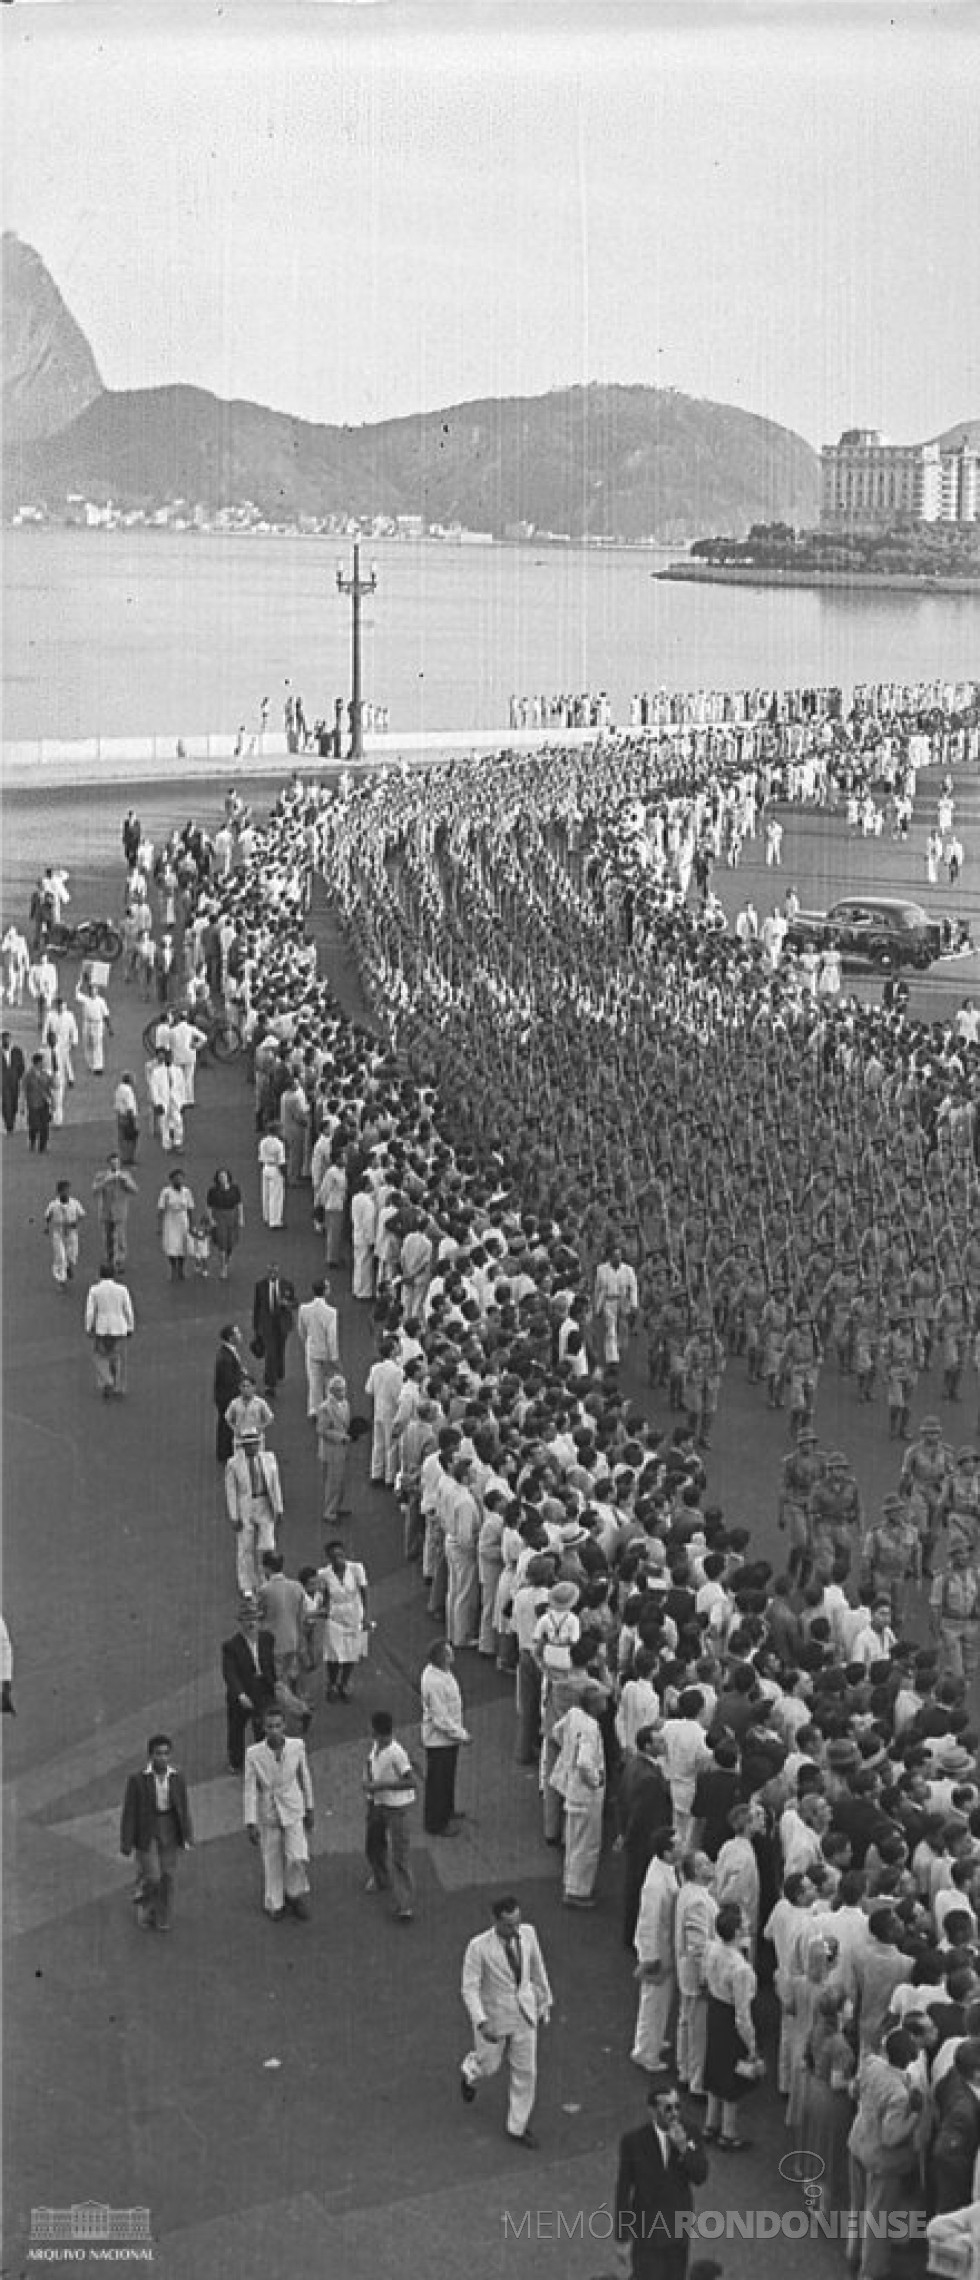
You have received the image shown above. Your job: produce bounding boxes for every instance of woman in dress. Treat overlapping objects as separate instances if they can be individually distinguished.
[207,1166,245,1279]
[316,1538,369,1702]
[799,1985,856,2224]
[702,1901,762,2152]
[316,1373,351,1527]
[157,1167,194,1282]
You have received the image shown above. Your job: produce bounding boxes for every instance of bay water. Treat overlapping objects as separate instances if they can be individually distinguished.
[4,528,980,744]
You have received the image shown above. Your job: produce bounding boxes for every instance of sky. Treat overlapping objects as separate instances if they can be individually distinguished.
[3,1,979,447]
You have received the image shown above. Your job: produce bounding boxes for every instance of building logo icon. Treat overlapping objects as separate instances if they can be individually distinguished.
[30,2203,152,2242]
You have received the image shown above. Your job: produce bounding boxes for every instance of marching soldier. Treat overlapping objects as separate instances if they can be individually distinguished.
[881,1311,918,1441]
[900,1417,955,1579]
[930,1542,980,1689]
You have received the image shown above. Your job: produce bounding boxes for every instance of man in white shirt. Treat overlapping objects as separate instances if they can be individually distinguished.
[851,1598,897,1672]
[296,1277,340,1419]
[84,1266,135,1396]
[363,1710,417,1921]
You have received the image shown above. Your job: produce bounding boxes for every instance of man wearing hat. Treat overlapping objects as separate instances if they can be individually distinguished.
[881,1312,917,1442]
[224,1430,284,1596]
[778,1428,826,1581]
[861,1495,921,1635]
[808,1451,862,1584]
[930,1540,980,1687]
[938,1449,980,1570]
[900,1417,954,1579]
[221,1598,277,1773]
[614,2072,708,2280]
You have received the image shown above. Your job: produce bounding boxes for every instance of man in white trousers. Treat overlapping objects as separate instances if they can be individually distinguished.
[243,1708,314,1920]
[460,1896,553,2148]
[296,1277,340,1420]
[632,1827,681,2072]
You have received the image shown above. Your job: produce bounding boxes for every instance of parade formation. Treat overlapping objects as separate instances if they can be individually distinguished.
[6,674,980,2273]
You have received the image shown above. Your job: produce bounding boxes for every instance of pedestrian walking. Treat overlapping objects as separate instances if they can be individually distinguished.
[225,1431,284,1595]
[251,1265,295,1397]
[84,1264,135,1397]
[420,1640,471,1834]
[363,1708,417,1920]
[2,925,30,1006]
[157,1167,194,1282]
[213,1323,245,1462]
[221,1599,277,1774]
[75,975,111,1074]
[92,1153,138,1271]
[119,1733,194,1932]
[316,1372,351,1525]
[459,1897,553,2147]
[43,1178,85,1289]
[1,1032,25,1133]
[206,1166,244,1280]
[243,1708,314,1920]
[23,1053,54,1152]
[147,1050,184,1151]
[44,995,78,1118]
[29,950,58,1036]
[316,1539,370,1700]
[113,1072,141,1164]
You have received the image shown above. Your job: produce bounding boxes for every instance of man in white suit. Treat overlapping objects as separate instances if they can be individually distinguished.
[296,1277,340,1419]
[460,1896,553,2147]
[225,1432,284,1595]
[243,1707,314,1919]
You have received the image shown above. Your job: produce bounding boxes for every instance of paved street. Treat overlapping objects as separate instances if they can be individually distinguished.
[3,765,978,2279]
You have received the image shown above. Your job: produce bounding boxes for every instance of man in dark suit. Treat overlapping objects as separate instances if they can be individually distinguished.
[119,1734,194,1931]
[252,1263,296,1396]
[221,1601,277,1771]
[214,1323,245,1462]
[1,1033,25,1134]
[615,2074,708,2280]
[930,2038,980,2214]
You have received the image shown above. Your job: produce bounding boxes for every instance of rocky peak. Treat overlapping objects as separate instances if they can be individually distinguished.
[2,233,104,445]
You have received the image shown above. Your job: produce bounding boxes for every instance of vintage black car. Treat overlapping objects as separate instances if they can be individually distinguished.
[786,895,943,972]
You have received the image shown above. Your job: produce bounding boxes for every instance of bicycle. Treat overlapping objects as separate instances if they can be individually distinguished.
[46,915,124,962]
[143,1001,244,1064]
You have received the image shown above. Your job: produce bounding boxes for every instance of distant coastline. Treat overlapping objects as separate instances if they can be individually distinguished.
[655,562,980,595]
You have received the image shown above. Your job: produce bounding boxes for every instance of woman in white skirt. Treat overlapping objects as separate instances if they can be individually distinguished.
[258,1130,286,1228]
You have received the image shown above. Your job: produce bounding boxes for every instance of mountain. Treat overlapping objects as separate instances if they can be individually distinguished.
[2,233,104,445]
[1,241,824,537]
[5,379,822,539]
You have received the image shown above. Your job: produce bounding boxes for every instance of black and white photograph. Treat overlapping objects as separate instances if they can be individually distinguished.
[3,2,980,2275]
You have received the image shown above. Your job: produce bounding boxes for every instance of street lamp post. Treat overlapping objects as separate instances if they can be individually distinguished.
[335,542,377,760]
